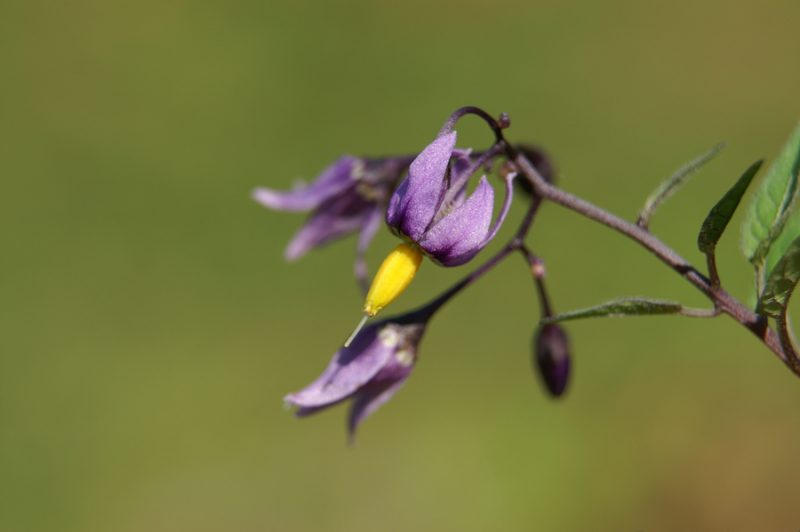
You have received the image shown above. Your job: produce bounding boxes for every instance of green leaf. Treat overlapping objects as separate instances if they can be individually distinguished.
[760,235,800,317]
[697,160,763,254]
[543,297,683,323]
[769,208,800,275]
[740,122,800,266]
[637,143,724,228]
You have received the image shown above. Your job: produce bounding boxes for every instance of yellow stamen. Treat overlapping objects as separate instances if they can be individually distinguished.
[343,243,423,348]
[364,243,424,317]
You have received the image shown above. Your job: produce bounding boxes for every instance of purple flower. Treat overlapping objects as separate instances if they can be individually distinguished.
[285,313,427,439]
[386,131,515,266]
[533,323,571,398]
[253,155,410,288]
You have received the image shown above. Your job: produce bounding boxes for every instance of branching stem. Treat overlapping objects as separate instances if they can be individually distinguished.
[777,310,800,371]
[407,108,796,378]
[510,144,795,376]
[519,246,553,318]
[416,185,542,318]
[705,251,721,291]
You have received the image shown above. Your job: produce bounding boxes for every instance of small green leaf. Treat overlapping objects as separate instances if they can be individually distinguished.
[741,122,800,266]
[637,143,724,228]
[543,297,683,323]
[759,235,800,317]
[697,160,763,254]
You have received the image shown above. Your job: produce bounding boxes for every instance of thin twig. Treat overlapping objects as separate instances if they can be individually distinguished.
[519,246,553,318]
[510,149,795,376]
[777,310,800,371]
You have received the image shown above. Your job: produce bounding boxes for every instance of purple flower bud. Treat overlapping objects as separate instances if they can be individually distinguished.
[533,323,571,398]
[253,155,409,261]
[284,313,427,439]
[386,131,514,267]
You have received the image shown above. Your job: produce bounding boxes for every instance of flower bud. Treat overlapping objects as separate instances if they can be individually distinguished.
[533,323,571,398]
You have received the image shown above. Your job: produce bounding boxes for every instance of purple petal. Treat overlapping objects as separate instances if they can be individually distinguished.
[347,376,410,439]
[477,171,515,247]
[284,324,393,410]
[419,176,495,266]
[442,149,474,201]
[347,353,415,438]
[253,156,359,212]
[355,206,384,293]
[431,149,473,225]
[284,193,372,261]
[385,175,409,229]
[357,206,383,255]
[390,132,456,240]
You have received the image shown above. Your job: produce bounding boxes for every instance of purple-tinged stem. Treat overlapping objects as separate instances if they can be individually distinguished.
[705,251,721,291]
[777,310,800,371]
[439,106,508,144]
[413,195,543,321]
[509,146,795,375]
[520,246,553,318]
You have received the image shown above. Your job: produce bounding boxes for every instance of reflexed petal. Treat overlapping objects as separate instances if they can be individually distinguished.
[355,206,384,292]
[347,350,416,437]
[347,375,410,439]
[431,149,473,225]
[443,148,474,201]
[419,176,495,266]
[385,176,409,229]
[284,193,372,260]
[284,324,392,409]
[477,171,515,247]
[253,156,359,212]
[393,132,456,240]
[358,207,383,254]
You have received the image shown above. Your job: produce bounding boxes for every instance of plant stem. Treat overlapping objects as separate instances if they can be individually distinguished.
[519,245,553,318]
[705,251,721,291]
[417,195,542,318]
[777,310,800,371]
[403,109,794,376]
[510,150,796,375]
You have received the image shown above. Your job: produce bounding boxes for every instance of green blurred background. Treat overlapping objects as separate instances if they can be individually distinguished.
[2,0,800,530]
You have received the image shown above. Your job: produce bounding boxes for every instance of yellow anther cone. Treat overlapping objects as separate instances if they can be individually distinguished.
[364,242,423,316]
[344,242,423,347]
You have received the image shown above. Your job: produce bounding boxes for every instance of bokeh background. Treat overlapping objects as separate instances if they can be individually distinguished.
[2,0,800,530]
